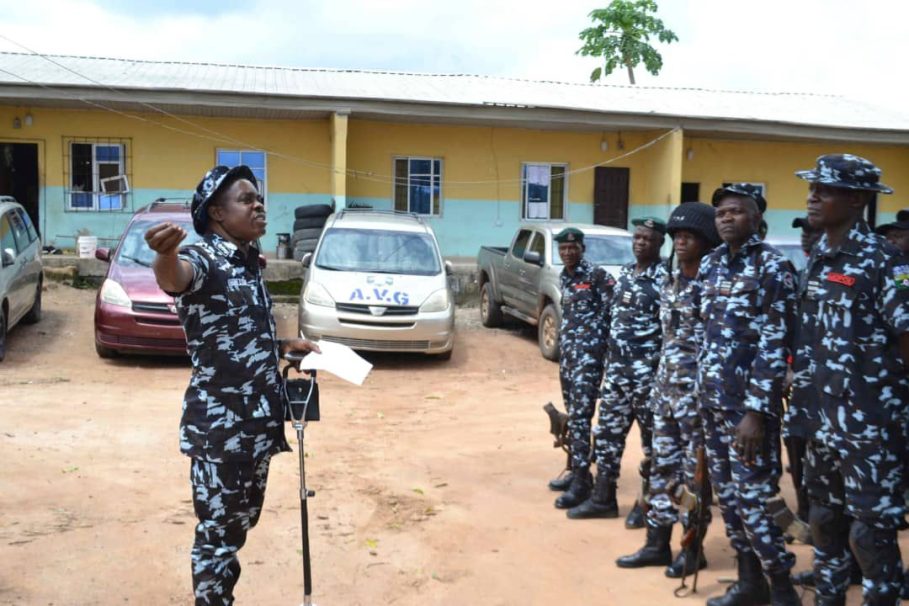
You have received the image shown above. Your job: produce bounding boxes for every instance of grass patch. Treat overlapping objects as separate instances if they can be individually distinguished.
[267,279,303,297]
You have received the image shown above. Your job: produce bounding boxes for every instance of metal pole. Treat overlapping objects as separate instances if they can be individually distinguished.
[295,421,314,605]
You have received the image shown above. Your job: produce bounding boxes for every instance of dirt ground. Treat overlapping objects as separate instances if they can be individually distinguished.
[0,285,894,605]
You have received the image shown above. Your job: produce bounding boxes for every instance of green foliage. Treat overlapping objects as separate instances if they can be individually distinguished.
[577,0,678,84]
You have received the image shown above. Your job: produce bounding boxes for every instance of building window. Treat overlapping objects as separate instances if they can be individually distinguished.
[522,163,566,220]
[64,139,131,211]
[217,150,267,201]
[394,157,442,216]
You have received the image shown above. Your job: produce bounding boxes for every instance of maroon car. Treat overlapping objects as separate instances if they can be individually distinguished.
[94,200,199,357]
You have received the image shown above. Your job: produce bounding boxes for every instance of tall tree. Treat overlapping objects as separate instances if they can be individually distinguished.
[577,0,678,85]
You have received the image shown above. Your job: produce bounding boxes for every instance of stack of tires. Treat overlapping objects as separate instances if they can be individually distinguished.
[291,204,333,261]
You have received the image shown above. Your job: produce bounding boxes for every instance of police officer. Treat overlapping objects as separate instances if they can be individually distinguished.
[876,217,909,254]
[552,227,616,509]
[616,203,719,576]
[699,184,800,606]
[146,166,319,605]
[567,217,667,523]
[790,154,909,606]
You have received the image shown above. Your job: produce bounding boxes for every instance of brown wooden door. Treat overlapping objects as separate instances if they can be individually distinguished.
[594,167,629,229]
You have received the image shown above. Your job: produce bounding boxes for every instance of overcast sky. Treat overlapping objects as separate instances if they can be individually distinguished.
[0,0,906,112]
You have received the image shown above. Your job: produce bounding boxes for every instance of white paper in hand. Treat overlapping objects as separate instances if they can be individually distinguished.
[297,340,372,386]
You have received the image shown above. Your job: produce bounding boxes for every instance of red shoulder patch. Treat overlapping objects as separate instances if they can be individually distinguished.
[575,282,591,290]
[826,272,856,287]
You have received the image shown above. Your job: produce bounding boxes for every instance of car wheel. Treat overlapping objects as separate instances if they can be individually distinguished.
[292,227,324,244]
[479,283,503,328]
[95,340,118,359]
[433,349,453,361]
[294,204,333,219]
[0,305,7,362]
[538,304,560,361]
[21,280,42,324]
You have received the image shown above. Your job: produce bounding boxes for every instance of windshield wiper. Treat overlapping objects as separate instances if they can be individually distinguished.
[120,254,151,267]
[315,264,345,271]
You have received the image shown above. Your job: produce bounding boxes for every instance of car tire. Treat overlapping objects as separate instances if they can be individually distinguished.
[21,280,42,324]
[538,304,560,362]
[433,349,453,361]
[292,227,323,244]
[293,216,328,231]
[294,204,333,219]
[95,340,118,359]
[480,283,503,328]
[0,305,6,362]
[293,239,319,261]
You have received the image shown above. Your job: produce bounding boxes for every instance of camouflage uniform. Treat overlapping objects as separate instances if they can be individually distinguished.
[698,233,797,576]
[559,257,615,472]
[175,233,289,605]
[592,260,667,484]
[791,221,909,603]
[647,270,710,529]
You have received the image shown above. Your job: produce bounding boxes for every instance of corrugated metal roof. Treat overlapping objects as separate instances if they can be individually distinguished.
[0,51,908,134]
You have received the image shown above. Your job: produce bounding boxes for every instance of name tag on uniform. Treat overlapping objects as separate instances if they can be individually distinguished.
[227,278,245,290]
[575,282,591,290]
[622,291,632,304]
[826,272,855,287]
[718,280,732,296]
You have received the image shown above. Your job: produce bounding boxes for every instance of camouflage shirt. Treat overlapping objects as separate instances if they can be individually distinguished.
[606,260,667,367]
[698,234,797,416]
[559,258,616,364]
[174,233,290,462]
[791,221,909,428]
[653,270,703,395]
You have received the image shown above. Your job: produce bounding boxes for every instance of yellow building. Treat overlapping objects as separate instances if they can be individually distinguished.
[0,52,907,256]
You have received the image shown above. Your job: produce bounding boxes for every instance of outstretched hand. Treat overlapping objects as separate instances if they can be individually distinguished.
[145,223,187,256]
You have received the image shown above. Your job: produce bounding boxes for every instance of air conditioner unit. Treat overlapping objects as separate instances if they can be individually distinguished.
[100,175,130,194]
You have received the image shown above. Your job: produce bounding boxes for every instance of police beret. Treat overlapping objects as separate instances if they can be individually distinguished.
[711,183,768,214]
[795,154,892,194]
[553,227,584,244]
[897,209,909,222]
[876,221,909,235]
[191,165,258,235]
[631,216,667,235]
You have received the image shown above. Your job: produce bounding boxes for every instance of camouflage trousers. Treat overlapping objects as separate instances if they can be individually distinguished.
[592,368,654,483]
[804,399,905,603]
[190,456,272,606]
[647,388,709,529]
[559,358,604,471]
[701,407,795,575]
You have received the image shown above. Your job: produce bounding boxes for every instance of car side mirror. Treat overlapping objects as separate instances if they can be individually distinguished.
[523,251,542,265]
[95,247,111,262]
[301,252,312,268]
[1,248,14,267]
[444,260,453,275]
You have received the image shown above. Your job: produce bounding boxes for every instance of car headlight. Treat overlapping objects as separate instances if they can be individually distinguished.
[303,282,335,307]
[420,289,450,313]
[100,278,131,308]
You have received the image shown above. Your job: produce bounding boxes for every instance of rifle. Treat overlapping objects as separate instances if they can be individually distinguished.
[543,402,570,452]
[543,402,571,480]
[673,445,710,598]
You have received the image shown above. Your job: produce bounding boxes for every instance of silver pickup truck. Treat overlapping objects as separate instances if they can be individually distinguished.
[477,222,633,360]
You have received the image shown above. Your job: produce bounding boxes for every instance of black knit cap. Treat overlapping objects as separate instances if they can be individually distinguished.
[667,202,721,247]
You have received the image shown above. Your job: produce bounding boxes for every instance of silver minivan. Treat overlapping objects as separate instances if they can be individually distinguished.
[297,210,455,359]
[0,197,42,361]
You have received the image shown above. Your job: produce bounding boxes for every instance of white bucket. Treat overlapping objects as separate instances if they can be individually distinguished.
[77,235,98,259]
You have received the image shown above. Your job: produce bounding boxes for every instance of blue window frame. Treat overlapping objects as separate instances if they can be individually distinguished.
[67,141,129,211]
[217,149,267,203]
[393,157,442,216]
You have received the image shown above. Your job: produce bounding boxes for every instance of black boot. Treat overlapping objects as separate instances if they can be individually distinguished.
[566,472,618,519]
[664,525,707,578]
[706,551,770,606]
[554,469,591,509]
[624,499,646,529]
[616,523,672,568]
[548,470,574,492]
[767,571,800,606]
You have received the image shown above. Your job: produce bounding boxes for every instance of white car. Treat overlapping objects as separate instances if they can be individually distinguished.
[0,196,42,361]
[298,210,455,359]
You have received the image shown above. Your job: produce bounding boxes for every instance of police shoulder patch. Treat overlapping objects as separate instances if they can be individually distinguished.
[893,264,909,290]
[782,271,795,290]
